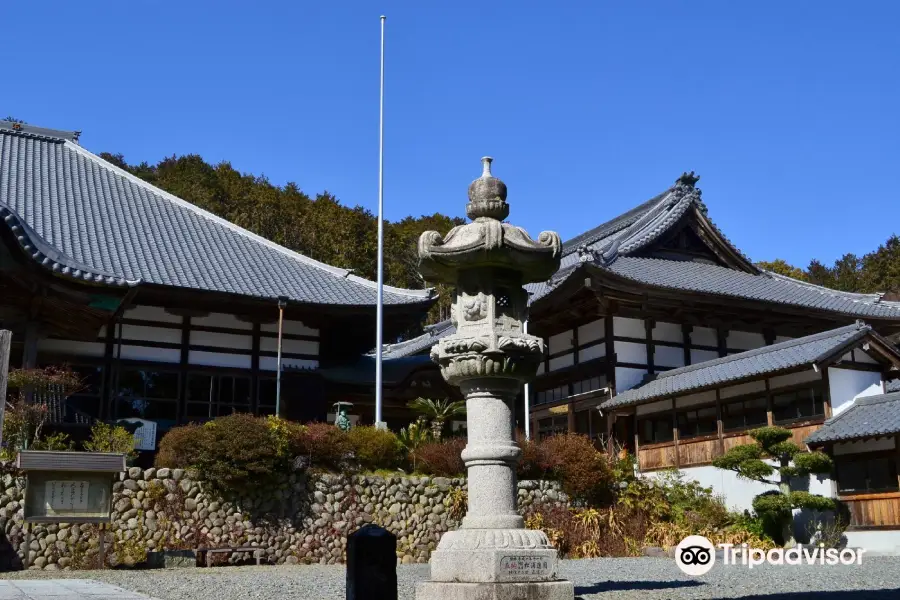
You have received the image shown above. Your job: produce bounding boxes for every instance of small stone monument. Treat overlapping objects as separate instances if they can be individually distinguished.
[416,158,572,599]
[346,524,397,600]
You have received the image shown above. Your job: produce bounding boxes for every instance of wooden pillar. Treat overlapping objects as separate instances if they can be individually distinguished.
[22,321,39,369]
[251,321,261,413]
[765,378,774,426]
[717,328,728,359]
[822,366,833,418]
[645,319,655,375]
[567,401,576,433]
[604,316,616,395]
[101,322,116,421]
[177,316,191,424]
[606,412,614,454]
[682,324,692,366]
[895,434,900,491]
[0,330,11,449]
[633,413,640,458]
[671,398,680,468]
[715,388,724,455]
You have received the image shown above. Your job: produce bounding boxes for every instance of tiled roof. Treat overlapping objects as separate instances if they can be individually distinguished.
[886,379,900,393]
[0,122,433,307]
[600,323,889,410]
[320,355,436,386]
[806,392,900,445]
[377,320,456,359]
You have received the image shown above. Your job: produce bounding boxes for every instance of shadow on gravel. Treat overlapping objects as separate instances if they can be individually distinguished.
[575,580,705,595]
[732,591,900,600]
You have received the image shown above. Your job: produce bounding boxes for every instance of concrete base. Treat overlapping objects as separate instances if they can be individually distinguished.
[416,580,574,600]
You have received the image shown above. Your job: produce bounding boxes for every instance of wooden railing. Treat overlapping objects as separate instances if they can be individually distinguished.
[840,492,900,529]
[637,422,825,472]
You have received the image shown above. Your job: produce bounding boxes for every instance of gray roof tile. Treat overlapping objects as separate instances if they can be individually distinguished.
[600,323,884,410]
[805,392,900,445]
[886,379,900,393]
[0,122,433,307]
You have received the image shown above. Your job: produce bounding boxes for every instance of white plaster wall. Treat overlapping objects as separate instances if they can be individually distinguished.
[118,345,180,363]
[260,320,318,336]
[548,331,574,354]
[844,531,900,555]
[690,349,719,364]
[652,322,683,343]
[614,317,646,339]
[259,337,319,355]
[851,349,879,365]
[124,305,182,324]
[675,390,716,409]
[577,319,604,345]
[615,340,648,365]
[578,344,605,363]
[691,326,718,347]
[828,368,883,415]
[616,367,647,393]
[549,353,575,371]
[637,399,672,416]
[190,330,253,351]
[769,369,821,390]
[122,324,181,345]
[647,465,834,513]
[728,330,766,350]
[192,313,253,330]
[655,345,685,368]
[188,350,252,369]
[720,380,767,399]
[834,438,896,455]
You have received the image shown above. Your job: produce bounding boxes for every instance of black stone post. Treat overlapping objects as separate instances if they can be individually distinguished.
[346,524,397,600]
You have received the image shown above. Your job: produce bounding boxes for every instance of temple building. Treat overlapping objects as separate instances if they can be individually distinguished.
[0,121,434,442]
[389,169,900,548]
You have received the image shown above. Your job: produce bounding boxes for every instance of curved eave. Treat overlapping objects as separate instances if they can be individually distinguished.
[528,260,900,324]
[0,202,140,288]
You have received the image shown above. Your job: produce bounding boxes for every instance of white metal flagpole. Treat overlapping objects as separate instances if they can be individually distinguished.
[375,15,387,429]
[523,319,531,440]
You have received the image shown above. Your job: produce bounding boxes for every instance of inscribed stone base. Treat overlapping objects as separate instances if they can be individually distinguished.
[429,548,559,583]
[416,580,574,600]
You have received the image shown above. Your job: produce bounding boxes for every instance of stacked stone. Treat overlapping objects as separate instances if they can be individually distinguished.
[0,463,568,571]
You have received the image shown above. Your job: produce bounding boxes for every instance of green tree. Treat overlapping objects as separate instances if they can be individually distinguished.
[756,259,807,281]
[407,397,466,440]
[712,426,834,546]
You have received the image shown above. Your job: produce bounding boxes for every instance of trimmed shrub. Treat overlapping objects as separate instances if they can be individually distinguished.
[516,431,543,480]
[413,437,466,476]
[347,426,402,471]
[155,423,204,468]
[191,414,287,495]
[297,422,351,471]
[537,433,615,505]
[84,422,138,461]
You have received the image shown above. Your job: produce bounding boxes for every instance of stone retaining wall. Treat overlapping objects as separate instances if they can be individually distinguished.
[0,463,568,571]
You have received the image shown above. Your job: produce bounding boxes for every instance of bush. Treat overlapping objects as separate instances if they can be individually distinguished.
[347,426,402,471]
[516,431,543,480]
[191,414,288,495]
[413,437,466,476]
[537,434,615,505]
[297,422,351,471]
[155,423,204,468]
[84,422,138,461]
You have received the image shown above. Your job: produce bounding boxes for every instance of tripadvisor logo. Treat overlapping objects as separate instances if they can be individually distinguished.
[675,536,866,576]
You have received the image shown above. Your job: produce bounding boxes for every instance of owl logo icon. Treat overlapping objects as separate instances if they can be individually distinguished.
[675,535,716,576]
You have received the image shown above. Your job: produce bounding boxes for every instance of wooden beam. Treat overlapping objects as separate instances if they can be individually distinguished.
[765,378,774,426]
[715,388,724,456]
[0,330,11,448]
[671,398,680,468]
[682,324,692,366]
[645,319,655,375]
[605,315,616,395]
[822,366,833,419]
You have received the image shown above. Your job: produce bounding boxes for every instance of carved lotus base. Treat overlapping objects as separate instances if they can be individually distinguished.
[432,334,544,387]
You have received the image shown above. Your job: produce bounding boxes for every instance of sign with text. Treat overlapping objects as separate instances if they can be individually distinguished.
[122,418,157,451]
[45,480,90,511]
[24,472,113,523]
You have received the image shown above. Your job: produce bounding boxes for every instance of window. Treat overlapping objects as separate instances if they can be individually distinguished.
[66,365,104,421]
[257,378,277,415]
[537,416,568,439]
[185,374,252,420]
[773,385,825,424]
[722,397,768,432]
[114,368,179,421]
[535,377,605,405]
[835,453,899,494]
[676,406,718,439]
[639,414,674,444]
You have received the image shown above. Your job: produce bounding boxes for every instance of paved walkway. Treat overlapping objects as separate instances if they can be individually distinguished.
[0,580,158,600]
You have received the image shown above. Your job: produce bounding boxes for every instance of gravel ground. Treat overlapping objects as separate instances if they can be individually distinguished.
[3,557,900,599]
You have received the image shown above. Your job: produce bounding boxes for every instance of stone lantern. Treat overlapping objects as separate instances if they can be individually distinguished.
[416,158,573,599]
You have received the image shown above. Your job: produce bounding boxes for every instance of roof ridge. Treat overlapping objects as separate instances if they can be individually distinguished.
[655,323,864,380]
[63,141,432,300]
[0,121,80,143]
[856,391,900,406]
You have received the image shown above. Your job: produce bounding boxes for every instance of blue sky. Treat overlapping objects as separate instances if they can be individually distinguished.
[3,1,898,268]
